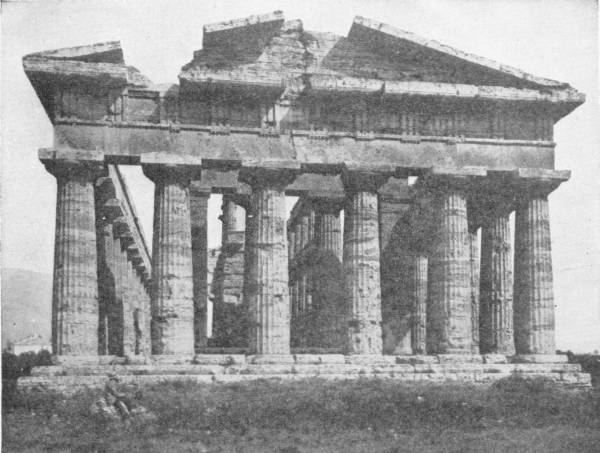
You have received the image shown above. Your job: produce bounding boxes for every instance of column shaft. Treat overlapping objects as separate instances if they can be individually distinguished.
[150,179,194,355]
[468,222,480,354]
[312,202,344,348]
[480,210,515,355]
[190,185,210,350]
[514,193,555,354]
[427,187,472,353]
[50,168,103,355]
[343,189,383,354]
[408,254,428,354]
[246,184,291,354]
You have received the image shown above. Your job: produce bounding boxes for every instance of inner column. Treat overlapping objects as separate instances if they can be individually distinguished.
[240,168,297,355]
[425,173,475,354]
[342,170,388,355]
[143,164,195,355]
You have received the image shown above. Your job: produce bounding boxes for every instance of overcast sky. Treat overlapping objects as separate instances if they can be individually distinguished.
[2,0,598,352]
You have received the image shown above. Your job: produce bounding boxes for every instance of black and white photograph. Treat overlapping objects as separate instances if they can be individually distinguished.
[2,0,599,451]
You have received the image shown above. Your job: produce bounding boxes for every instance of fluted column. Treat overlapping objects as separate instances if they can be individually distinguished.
[41,154,106,356]
[190,183,210,351]
[342,170,388,354]
[514,183,557,355]
[240,168,297,355]
[480,198,515,355]
[426,174,474,354]
[312,199,344,348]
[467,211,481,354]
[408,253,428,354]
[143,165,195,355]
[95,218,115,355]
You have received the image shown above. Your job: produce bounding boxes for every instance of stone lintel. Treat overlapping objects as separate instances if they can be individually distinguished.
[421,166,486,192]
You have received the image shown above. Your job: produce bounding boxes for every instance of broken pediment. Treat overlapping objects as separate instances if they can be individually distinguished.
[179,12,582,104]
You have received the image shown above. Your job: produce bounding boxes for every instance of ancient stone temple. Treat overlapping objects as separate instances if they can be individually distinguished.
[19,12,591,390]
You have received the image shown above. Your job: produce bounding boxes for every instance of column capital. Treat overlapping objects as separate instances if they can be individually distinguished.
[513,169,570,199]
[190,181,212,197]
[39,149,106,182]
[238,165,299,190]
[141,152,202,185]
[142,164,199,185]
[420,166,486,194]
[310,196,345,215]
[341,170,391,193]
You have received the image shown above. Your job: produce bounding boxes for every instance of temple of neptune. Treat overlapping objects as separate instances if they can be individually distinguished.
[19,12,591,389]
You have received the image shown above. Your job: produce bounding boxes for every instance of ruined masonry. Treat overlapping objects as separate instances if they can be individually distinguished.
[19,12,590,390]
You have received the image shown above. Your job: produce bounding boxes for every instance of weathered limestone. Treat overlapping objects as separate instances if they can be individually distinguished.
[467,213,480,354]
[143,164,196,355]
[479,197,515,355]
[190,183,210,351]
[240,168,298,355]
[342,170,389,354]
[425,170,483,354]
[95,216,115,355]
[212,194,247,347]
[41,152,106,355]
[408,253,428,354]
[513,182,556,355]
[311,198,344,348]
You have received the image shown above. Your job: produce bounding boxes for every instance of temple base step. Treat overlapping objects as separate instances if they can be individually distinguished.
[18,356,590,394]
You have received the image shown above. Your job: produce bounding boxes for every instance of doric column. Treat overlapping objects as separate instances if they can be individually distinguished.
[40,151,106,355]
[312,198,344,348]
[95,216,115,356]
[143,164,196,355]
[212,193,247,347]
[479,196,515,355]
[342,170,389,354]
[513,173,567,356]
[467,204,481,354]
[408,253,428,354]
[239,168,297,355]
[425,170,482,354]
[190,182,211,350]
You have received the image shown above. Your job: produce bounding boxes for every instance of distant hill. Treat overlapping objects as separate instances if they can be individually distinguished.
[1,268,52,349]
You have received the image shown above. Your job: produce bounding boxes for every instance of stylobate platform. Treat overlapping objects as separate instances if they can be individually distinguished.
[17,354,590,394]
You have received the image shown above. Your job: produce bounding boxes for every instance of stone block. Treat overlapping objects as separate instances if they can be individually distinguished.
[511,354,568,364]
[371,364,415,374]
[482,354,508,364]
[394,355,439,364]
[513,363,579,374]
[242,364,294,375]
[561,372,591,386]
[293,354,346,364]
[194,354,246,365]
[318,364,365,375]
[345,355,397,365]
[482,364,515,374]
[151,354,196,365]
[248,354,295,364]
[437,354,483,364]
[291,365,322,376]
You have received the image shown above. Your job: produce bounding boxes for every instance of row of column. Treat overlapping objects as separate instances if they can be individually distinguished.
[43,157,151,356]
[44,154,560,357]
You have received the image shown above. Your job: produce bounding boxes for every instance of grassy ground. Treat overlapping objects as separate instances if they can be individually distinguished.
[3,375,600,452]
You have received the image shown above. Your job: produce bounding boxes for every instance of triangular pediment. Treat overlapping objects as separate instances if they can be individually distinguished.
[181,12,570,91]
